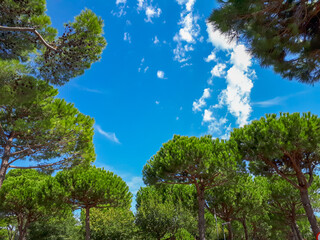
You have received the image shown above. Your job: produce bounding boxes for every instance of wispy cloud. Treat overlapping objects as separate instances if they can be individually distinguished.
[173,0,200,63]
[137,0,162,23]
[96,125,120,144]
[71,83,103,94]
[253,91,308,107]
[112,0,127,17]
[124,32,132,43]
[193,88,211,112]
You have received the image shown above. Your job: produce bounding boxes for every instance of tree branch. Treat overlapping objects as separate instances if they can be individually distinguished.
[9,159,66,169]
[0,25,57,51]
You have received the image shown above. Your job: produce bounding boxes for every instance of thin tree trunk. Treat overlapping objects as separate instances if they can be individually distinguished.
[241,219,249,240]
[0,148,11,188]
[197,189,206,240]
[0,157,8,188]
[85,207,91,240]
[290,219,303,240]
[299,189,320,237]
[17,218,27,240]
[227,222,233,240]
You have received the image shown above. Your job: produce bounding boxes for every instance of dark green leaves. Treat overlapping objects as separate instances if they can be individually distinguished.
[210,0,320,83]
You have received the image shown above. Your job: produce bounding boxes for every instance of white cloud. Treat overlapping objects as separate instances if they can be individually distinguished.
[137,0,162,23]
[206,22,236,50]
[207,117,228,135]
[192,88,211,112]
[137,0,144,8]
[157,70,166,79]
[155,101,160,105]
[116,0,126,4]
[202,22,255,127]
[153,36,160,44]
[112,0,127,17]
[218,66,253,127]
[230,45,252,71]
[205,51,216,62]
[96,125,120,144]
[211,63,226,78]
[176,117,179,120]
[145,6,161,22]
[203,109,215,122]
[173,0,200,63]
[124,32,131,43]
[144,66,149,73]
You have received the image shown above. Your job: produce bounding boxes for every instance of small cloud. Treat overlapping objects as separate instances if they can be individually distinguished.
[203,109,215,122]
[153,36,160,44]
[157,70,166,79]
[145,6,161,22]
[155,101,160,105]
[205,51,216,62]
[176,116,179,120]
[124,32,132,43]
[192,88,211,112]
[138,1,162,23]
[211,63,226,78]
[96,125,120,144]
[116,0,126,4]
[144,66,149,73]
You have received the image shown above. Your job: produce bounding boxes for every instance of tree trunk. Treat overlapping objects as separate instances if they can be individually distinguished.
[17,218,27,240]
[85,207,91,240]
[290,218,303,240]
[0,157,8,188]
[290,222,303,240]
[197,189,206,240]
[241,219,249,240]
[0,143,11,188]
[227,222,233,240]
[299,189,320,237]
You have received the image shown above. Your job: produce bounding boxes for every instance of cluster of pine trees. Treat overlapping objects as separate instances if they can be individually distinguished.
[1,0,320,239]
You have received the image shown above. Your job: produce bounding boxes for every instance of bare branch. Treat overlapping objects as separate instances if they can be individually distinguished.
[9,159,67,169]
[0,25,57,51]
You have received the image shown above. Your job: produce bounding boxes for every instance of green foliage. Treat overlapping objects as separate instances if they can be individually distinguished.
[135,185,197,240]
[210,0,320,83]
[230,112,320,186]
[55,165,132,209]
[0,0,106,85]
[27,212,81,240]
[230,112,320,236]
[0,79,95,180]
[143,135,239,186]
[0,169,69,239]
[88,207,136,240]
[206,174,271,239]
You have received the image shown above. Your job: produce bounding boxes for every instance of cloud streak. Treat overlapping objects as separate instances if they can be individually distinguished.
[96,125,120,144]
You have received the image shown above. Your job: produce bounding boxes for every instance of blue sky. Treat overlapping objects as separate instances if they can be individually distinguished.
[46,0,319,208]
